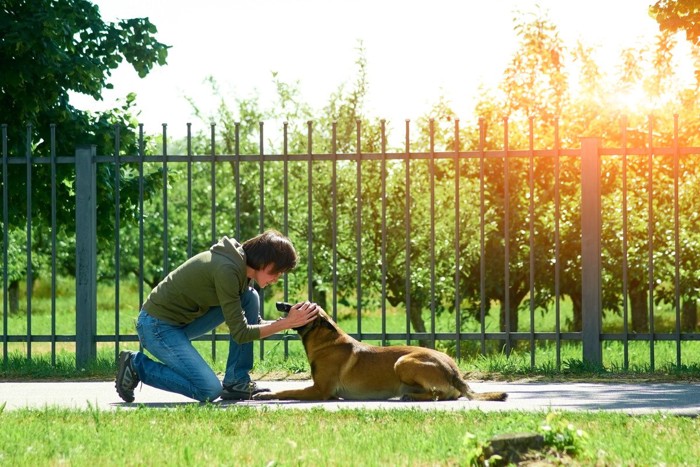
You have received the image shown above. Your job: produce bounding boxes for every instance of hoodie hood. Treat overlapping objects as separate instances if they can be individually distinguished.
[210,236,246,264]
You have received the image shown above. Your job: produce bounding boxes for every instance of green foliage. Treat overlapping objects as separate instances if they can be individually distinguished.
[0,0,168,125]
[462,431,495,466]
[463,10,700,337]
[539,411,588,456]
[0,0,168,299]
[651,0,700,46]
[160,13,700,346]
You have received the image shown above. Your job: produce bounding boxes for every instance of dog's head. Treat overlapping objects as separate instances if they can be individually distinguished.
[291,308,338,338]
[275,302,339,337]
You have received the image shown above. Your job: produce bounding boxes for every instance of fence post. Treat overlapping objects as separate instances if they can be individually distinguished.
[75,145,97,368]
[580,137,602,366]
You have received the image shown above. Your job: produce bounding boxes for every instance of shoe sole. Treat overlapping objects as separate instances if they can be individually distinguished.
[220,388,270,401]
[115,351,136,403]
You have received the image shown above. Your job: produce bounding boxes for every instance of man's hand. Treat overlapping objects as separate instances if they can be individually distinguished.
[258,301,322,339]
[285,301,320,329]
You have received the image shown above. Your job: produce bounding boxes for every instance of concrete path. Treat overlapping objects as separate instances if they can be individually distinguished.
[2,380,700,415]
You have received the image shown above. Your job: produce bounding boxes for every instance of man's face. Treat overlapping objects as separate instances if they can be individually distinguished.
[254,264,283,288]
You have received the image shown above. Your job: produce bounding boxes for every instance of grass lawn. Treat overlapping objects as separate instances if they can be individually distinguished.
[0,405,699,466]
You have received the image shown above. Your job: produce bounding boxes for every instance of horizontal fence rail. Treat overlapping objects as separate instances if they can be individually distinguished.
[1,117,700,371]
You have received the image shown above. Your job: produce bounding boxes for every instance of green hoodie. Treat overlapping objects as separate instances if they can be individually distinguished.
[142,236,261,343]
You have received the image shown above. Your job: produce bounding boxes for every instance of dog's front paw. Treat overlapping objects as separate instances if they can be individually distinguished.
[252,391,276,401]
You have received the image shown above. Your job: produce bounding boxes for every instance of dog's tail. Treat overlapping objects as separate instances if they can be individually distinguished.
[466,390,508,401]
[455,375,508,401]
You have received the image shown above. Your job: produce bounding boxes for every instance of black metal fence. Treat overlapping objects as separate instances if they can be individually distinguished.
[2,118,699,370]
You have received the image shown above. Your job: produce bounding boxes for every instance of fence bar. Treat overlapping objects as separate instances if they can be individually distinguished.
[581,137,602,366]
[646,116,656,371]
[137,125,145,337]
[503,118,511,355]
[528,117,536,369]
[404,120,411,344]
[554,119,561,369]
[186,123,193,258]
[673,114,682,366]
[380,120,388,346]
[429,120,436,347]
[161,124,169,276]
[25,125,33,359]
[621,117,630,369]
[50,124,57,364]
[2,124,8,363]
[307,121,313,303]
[75,145,98,368]
[211,123,218,360]
[331,122,338,321]
[454,119,461,360]
[355,120,363,335]
[211,123,217,244]
[282,122,290,359]
[113,126,122,361]
[479,118,486,355]
[234,122,241,239]
[283,122,290,302]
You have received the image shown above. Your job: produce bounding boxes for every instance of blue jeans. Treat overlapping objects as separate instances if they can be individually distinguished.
[132,287,260,402]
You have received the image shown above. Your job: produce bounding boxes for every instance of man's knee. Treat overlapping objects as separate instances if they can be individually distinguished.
[192,377,223,402]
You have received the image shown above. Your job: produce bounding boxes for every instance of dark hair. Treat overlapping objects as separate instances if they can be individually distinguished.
[242,229,298,274]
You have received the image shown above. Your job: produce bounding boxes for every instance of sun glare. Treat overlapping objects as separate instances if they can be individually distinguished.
[609,86,651,114]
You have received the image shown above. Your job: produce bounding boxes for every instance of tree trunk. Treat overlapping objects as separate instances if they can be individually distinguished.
[499,299,519,354]
[569,293,582,332]
[311,279,327,311]
[498,294,521,332]
[682,299,698,331]
[385,273,430,347]
[9,279,19,314]
[408,299,432,348]
[628,287,649,333]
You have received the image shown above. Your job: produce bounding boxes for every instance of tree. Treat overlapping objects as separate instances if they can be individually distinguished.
[455,10,571,344]
[0,0,168,310]
[651,0,700,46]
[462,7,700,348]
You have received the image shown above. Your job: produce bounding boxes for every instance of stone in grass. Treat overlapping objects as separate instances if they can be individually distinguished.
[484,432,544,465]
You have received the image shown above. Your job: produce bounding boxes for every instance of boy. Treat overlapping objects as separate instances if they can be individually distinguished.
[115,229,320,402]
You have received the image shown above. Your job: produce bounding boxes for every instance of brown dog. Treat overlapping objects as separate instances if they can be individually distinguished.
[253,309,507,402]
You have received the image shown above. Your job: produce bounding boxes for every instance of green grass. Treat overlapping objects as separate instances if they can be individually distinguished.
[0,405,698,466]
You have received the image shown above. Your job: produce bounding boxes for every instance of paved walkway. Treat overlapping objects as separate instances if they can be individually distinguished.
[3,380,700,415]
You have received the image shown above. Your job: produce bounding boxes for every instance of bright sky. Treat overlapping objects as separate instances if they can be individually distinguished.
[71,0,663,135]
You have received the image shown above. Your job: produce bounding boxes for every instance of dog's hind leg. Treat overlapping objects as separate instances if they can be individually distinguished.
[395,358,462,401]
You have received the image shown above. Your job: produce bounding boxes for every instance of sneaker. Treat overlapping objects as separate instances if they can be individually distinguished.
[220,381,270,400]
[115,351,140,403]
